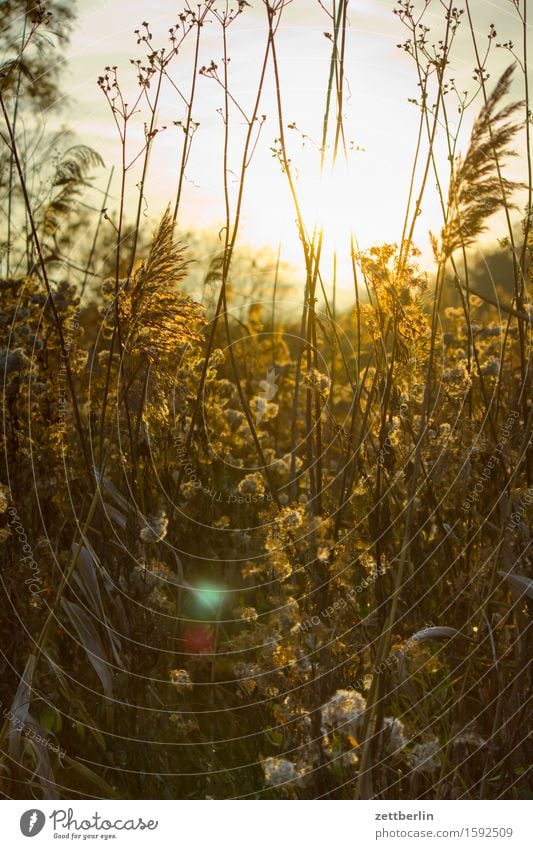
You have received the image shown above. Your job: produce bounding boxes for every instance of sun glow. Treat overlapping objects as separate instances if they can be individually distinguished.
[292,156,359,288]
[301,158,357,241]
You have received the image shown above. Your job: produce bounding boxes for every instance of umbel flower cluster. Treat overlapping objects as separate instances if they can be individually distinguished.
[1,207,530,800]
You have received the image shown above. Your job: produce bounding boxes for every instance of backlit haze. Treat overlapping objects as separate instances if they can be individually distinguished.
[51,0,530,299]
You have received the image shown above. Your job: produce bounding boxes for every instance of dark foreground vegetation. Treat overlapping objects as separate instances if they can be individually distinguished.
[0,0,531,799]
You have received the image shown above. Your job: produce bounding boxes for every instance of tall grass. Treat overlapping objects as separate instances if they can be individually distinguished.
[0,0,531,800]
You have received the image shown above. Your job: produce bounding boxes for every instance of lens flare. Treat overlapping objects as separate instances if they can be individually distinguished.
[193,583,225,612]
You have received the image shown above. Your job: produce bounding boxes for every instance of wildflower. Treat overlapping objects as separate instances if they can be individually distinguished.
[271,454,302,477]
[321,689,366,735]
[239,607,258,622]
[480,356,500,377]
[97,350,120,368]
[134,560,179,588]
[237,473,265,498]
[294,652,312,675]
[360,551,377,575]
[479,325,502,338]
[280,506,305,530]
[442,361,471,390]
[262,757,298,787]
[445,307,463,320]
[453,730,486,749]
[410,738,441,774]
[169,668,193,693]
[266,548,293,581]
[71,350,88,372]
[0,483,9,513]
[340,750,359,768]
[256,368,279,424]
[31,381,49,395]
[383,716,407,754]
[180,481,198,500]
[271,455,290,476]
[224,409,245,429]
[242,560,264,579]
[213,515,230,528]
[303,367,331,395]
[0,348,31,376]
[148,586,173,611]
[461,323,481,336]
[132,562,157,588]
[101,278,116,297]
[251,395,278,423]
[233,661,261,695]
[278,596,300,631]
[140,509,168,542]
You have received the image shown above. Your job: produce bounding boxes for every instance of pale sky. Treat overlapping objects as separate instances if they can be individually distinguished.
[47,0,531,293]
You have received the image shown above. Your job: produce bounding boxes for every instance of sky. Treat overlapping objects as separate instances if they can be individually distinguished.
[46,0,532,294]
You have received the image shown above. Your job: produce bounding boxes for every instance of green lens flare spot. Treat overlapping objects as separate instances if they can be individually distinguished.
[193,584,224,610]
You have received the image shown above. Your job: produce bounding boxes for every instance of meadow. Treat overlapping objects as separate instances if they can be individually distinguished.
[0,0,531,800]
